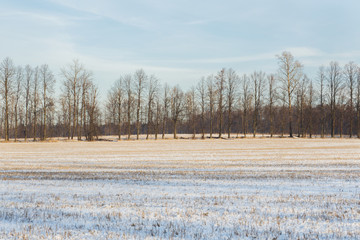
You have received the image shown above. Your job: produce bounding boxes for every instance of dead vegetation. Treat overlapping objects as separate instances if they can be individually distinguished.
[0,138,359,239]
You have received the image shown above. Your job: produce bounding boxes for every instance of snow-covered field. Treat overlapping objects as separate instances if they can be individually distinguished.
[0,138,359,239]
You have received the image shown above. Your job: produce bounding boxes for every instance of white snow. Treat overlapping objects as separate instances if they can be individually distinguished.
[0,138,359,239]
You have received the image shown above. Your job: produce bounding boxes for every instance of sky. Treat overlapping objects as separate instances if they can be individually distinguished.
[1,0,360,97]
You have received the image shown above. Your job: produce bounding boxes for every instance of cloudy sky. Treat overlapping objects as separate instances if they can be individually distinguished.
[1,0,359,95]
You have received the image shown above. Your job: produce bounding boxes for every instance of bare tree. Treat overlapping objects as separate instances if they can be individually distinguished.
[124,74,133,140]
[134,69,147,140]
[106,84,117,136]
[162,83,169,139]
[251,71,265,137]
[327,61,342,137]
[39,64,55,140]
[6,54,360,140]
[87,83,99,141]
[146,75,159,139]
[32,67,40,141]
[279,90,287,137]
[154,95,161,140]
[170,85,184,139]
[185,87,197,139]
[79,70,92,140]
[59,94,69,138]
[344,62,357,137]
[338,88,346,138]
[24,65,33,141]
[115,78,124,140]
[63,81,72,139]
[241,74,252,137]
[61,60,84,140]
[318,66,326,138]
[13,66,23,141]
[277,51,303,137]
[216,68,226,138]
[0,57,16,141]
[296,75,308,137]
[307,80,315,138]
[226,68,238,138]
[197,77,206,139]
[267,74,276,137]
[207,75,215,138]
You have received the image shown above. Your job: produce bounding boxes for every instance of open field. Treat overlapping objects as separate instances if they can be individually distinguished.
[0,138,359,239]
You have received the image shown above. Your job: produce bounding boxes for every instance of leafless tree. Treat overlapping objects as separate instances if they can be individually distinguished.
[279,90,287,137]
[64,82,72,139]
[318,66,326,138]
[207,75,215,138]
[197,77,206,139]
[327,61,343,137]
[13,66,23,141]
[296,75,308,137]
[241,74,252,137]
[79,70,92,140]
[106,84,117,136]
[338,88,346,138]
[267,74,276,137]
[0,57,16,141]
[124,74,133,139]
[39,64,55,140]
[4,55,360,140]
[277,51,303,137]
[170,85,184,139]
[59,92,70,138]
[251,71,265,137]
[146,75,159,140]
[61,59,84,140]
[87,83,99,141]
[226,68,238,138]
[307,80,315,138]
[344,62,357,137]
[185,87,197,139]
[154,95,161,140]
[162,83,170,139]
[134,69,147,140]
[216,68,226,138]
[115,78,124,140]
[32,67,40,141]
[23,65,33,141]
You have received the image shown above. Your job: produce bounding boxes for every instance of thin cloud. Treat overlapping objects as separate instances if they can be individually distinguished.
[0,10,71,26]
[48,0,155,30]
[173,48,323,64]
[284,47,324,58]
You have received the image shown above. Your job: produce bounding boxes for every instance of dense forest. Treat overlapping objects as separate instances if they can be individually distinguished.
[0,51,359,141]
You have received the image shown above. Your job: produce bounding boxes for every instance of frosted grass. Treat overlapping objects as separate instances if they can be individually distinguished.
[0,138,359,239]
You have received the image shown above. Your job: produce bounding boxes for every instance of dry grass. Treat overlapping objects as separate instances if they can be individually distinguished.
[0,138,359,239]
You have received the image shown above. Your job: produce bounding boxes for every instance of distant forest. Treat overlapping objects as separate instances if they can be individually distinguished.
[0,51,359,141]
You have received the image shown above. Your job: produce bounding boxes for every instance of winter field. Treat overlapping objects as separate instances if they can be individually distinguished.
[0,137,359,239]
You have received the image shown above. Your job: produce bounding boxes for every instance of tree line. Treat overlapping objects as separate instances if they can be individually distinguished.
[1,51,360,141]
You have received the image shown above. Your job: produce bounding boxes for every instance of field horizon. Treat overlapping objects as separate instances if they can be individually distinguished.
[0,132,359,143]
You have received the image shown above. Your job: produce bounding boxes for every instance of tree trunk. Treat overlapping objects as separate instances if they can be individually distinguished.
[288,92,293,137]
[5,79,9,141]
[14,106,18,141]
[173,121,177,139]
[243,109,247,138]
[209,107,213,139]
[228,108,232,138]
[162,116,166,139]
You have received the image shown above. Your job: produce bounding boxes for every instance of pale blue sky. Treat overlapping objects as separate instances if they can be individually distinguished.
[1,0,360,95]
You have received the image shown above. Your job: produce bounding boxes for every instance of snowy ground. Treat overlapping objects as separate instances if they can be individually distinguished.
[0,137,359,239]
